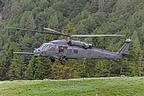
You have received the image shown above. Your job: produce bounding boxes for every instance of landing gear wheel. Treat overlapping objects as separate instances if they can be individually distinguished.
[50,57,55,62]
[59,56,66,65]
[60,59,66,65]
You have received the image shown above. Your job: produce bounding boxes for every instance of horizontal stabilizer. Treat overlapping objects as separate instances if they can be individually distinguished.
[13,52,34,55]
[122,54,134,58]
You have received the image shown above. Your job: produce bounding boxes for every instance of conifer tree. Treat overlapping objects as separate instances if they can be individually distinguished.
[49,14,59,29]
[0,41,14,80]
[7,56,20,80]
[130,31,142,76]
[20,11,36,29]
[52,60,79,79]
[25,57,37,80]
[34,57,45,80]
[65,20,76,34]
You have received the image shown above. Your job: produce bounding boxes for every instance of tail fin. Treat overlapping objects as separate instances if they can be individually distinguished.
[117,38,131,55]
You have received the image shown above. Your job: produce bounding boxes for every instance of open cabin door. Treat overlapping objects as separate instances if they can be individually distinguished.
[58,46,68,56]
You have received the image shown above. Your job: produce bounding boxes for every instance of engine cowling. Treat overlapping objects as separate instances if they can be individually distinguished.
[67,40,92,49]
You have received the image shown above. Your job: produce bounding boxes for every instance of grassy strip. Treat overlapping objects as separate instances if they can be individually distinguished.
[0,77,144,96]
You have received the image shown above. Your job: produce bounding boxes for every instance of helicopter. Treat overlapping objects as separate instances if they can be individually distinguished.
[8,27,133,65]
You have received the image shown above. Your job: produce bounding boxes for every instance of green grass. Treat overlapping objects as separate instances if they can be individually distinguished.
[0,77,144,96]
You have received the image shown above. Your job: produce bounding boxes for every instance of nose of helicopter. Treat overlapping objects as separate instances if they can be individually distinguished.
[34,47,48,57]
[33,48,40,56]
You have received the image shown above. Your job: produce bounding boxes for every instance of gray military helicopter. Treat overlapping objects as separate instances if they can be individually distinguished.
[9,27,133,65]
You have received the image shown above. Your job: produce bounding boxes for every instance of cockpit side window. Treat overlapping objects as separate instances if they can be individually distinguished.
[44,45,48,49]
[40,43,56,51]
[42,45,48,50]
[49,45,55,51]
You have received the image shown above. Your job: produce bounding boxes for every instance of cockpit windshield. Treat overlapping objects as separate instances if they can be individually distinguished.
[40,43,50,50]
[40,43,55,51]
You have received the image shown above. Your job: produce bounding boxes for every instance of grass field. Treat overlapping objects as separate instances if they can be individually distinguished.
[0,77,144,96]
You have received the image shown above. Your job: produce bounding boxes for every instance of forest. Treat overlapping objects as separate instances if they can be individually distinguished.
[0,0,144,80]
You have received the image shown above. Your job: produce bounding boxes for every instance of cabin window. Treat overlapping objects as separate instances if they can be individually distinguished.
[73,49,78,54]
[67,49,72,54]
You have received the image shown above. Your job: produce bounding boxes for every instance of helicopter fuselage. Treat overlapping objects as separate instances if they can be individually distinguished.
[14,39,132,65]
[34,40,123,60]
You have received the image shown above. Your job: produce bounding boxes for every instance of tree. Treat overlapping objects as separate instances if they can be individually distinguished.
[34,57,45,80]
[90,0,99,13]
[25,57,37,80]
[131,31,141,58]
[19,34,33,52]
[7,56,20,80]
[0,41,14,80]
[65,20,76,34]
[52,60,79,79]
[20,11,36,29]
[64,20,76,40]
[49,14,59,29]
[10,0,23,16]
[25,56,52,80]
[130,31,142,76]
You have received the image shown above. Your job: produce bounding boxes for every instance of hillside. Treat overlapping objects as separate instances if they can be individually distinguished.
[0,0,144,80]
[0,77,144,96]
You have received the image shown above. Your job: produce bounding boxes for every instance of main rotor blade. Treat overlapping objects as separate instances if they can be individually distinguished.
[71,34,124,37]
[44,28,62,34]
[7,27,124,37]
[6,27,64,36]
[13,52,34,55]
